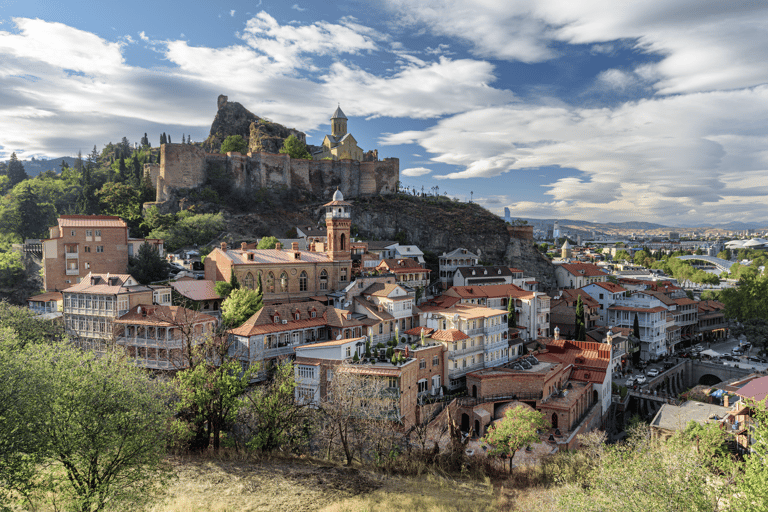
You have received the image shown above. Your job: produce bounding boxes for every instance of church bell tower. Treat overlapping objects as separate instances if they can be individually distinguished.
[324,188,352,261]
[331,105,348,138]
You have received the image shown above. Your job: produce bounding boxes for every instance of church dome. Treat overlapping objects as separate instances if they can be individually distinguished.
[333,188,344,202]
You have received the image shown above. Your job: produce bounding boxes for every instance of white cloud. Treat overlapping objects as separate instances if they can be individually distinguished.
[292,4,306,12]
[595,69,641,91]
[383,86,768,223]
[383,0,768,94]
[230,10,236,17]
[139,31,148,41]
[401,167,432,176]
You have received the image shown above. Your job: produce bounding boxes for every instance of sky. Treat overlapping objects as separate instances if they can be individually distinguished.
[1,1,768,227]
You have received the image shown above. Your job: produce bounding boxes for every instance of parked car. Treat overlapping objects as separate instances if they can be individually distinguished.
[722,355,738,362]
[646,368,660,378]
[635,374,647,384]
[747,356,767,364]
[732,347,744,355]
[625,377,635,386]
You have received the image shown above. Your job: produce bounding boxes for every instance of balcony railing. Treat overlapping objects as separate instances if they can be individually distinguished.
[65,251,78,259]
[66,268,79,275]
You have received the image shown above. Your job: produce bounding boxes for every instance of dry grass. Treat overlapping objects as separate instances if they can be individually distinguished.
[148,452,514,512]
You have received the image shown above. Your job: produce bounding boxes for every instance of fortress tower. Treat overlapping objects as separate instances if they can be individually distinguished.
[325,189,352,261]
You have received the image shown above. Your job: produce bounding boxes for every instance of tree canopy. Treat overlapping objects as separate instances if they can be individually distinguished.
[127,242,169,284]
[482,405,547,472]
[256,236,279,249]
[279,135,312,159]
[221,287,263,327]
[220,135,247,154]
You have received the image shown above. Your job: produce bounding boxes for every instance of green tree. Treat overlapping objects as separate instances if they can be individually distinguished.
[12,183,54,240]
[279,134,312,159]
[6,152,28,186]
[127,242,169,284]
[229,266,240,289]
[256,236,279,249]
[614,250,631,262]
[633,313,640,339]
[0,342,172,512]
[735,398,768,512]
[0,302,65,348]
[214,281,233,298]
[507,296,517,328]
[220,135,247,154]
[221,287,263,327]
[97,181,142,223]
[482,405,547,473]
[575,295,586,341]
[0,251,25,289]
[717,248,731,260]
[175,343,254,451]
[148,212,225,252]
[720,272,768,322]
[239,361,313,452]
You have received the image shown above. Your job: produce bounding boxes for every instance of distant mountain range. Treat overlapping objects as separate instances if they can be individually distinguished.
[7,157,76,177]
[515,217,768,232]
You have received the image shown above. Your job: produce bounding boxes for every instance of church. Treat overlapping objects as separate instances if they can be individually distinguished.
[312,106,365,161]
[204,190,353,301]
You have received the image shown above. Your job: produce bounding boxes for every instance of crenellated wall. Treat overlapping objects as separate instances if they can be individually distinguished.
[155,143,398,202]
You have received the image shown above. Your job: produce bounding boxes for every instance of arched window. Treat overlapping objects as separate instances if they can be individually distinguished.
[267,272,275,293]
[243,272,254,289]
[299,271,308,292]
[280,272,288,292]
[319,269,328,291]
[340,233,346,251]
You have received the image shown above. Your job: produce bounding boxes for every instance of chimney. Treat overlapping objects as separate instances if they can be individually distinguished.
[310,242,316,252]
[724,394,729,408]
[292,242,299,251]
[554,326,560,340]
[275,242,282,250]
[220,242,227,251]
[241,242,247,251]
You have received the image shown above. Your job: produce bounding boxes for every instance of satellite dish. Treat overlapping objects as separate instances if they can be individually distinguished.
[336,334,342,340]
[345,301,351,307]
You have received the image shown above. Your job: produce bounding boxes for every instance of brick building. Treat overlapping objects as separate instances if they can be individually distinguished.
[62,273,172,353]
[43,215,163,292]
[205,190,353,301]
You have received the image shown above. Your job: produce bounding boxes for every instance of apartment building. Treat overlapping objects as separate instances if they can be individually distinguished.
[417,304,510,390]
[352,282,417,344]
[43,215,163,292]
[294,336,419,425]
[375,258,430,290]
[549,289,600,338]
[438,248,479,289]
[452,266,523,287]
[608,292,668,361]
[554,262,609,289]
[62,273,172,352]
[114,305,217,370]
[581,282,628,326]
[229,301,365,381]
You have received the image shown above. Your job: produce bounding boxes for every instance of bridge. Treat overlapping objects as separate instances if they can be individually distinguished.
[676,255,734,272]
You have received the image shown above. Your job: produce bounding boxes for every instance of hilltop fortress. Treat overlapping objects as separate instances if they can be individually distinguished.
[146,97,398,207]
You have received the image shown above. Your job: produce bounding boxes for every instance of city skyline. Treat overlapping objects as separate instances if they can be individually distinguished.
[2,1,767,226]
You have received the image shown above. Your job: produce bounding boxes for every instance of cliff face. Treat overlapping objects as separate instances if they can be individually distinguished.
[349,196,556,289]
[204,95,261,152]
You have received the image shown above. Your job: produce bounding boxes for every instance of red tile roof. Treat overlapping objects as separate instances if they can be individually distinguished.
[28,291,63,302]
[430,329,470,342]
[115,305,216,326]
[608,305,668,313]
[404,326,434,336]
[587,281,627,293]
[558,263,608,277]
[63,274,150,295]
[57,215,127,228]
[171,280,222,301]
[539,339,611,375]
[446,283,533,300]
[737,375,768,403]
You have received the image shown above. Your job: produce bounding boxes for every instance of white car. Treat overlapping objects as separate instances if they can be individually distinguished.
[635,374,647,384]
[646,368,660,378]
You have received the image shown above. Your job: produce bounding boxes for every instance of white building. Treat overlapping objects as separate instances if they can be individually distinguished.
[438,248,479,289]
[581,281,628,326]
[608,293,668,361]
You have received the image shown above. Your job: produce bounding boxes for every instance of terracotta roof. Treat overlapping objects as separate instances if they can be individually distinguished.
[362,283,404,297]
[456,266,514,278]
[222,248,333,265]
[587,281,627,293]
[354,296,394,320]
[737,376,768,403]
[675,298,699,306]
[115,305,216,326]
[557,289,599,309]
[230,300,362,335]
[62,273,150,295]
[57,215,127,228]
[417,295,461,311]
[28,291,63,302]
[171,280,222,301]
[645,281,682,292]
[558,263,608,277]
[378,258,425,270]
[404,326,434,336]
[539,339,611,372]
[446,284,533,300]
[430,329,469,342]
[570,369,607,384]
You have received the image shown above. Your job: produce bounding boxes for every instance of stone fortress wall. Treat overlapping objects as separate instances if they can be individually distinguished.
[149,144,398,204]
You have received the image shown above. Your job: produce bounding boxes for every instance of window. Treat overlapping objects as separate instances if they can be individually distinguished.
[86,230,92,237]
[388,377,398,389]
[267,272,275,293]
[379,323,383,334]
[280,272,288,292]
[84,246,90,253]
[319,270,328,290]
[311,310,316,318]
[345,346,351,357]
[96,246,104,253]
[274,315,280,324]
[243,273,254,289]
[340,268,347,282]
[419,358,426,369]
[298,366,315,379]
[299,271,308,292]
[95,230,101,237]
[71,230,76,236]
[295,312,300,320]
[418,380,428,393]
[433,355,439,366]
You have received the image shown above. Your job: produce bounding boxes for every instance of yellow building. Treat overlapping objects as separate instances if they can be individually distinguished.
[313,106,365,161]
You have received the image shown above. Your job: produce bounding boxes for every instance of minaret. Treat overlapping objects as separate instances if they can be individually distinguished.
[331,105,348,138]
[324,188,352,261]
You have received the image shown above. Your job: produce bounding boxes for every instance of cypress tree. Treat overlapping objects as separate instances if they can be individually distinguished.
[575,295,586,341]
[7,152,28,186]
[253,274,264,312]
[507,295,516,328]
[633,313,640,339]
[230,267,240,289]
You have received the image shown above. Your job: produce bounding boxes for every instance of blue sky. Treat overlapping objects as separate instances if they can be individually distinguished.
[2,1,768,226]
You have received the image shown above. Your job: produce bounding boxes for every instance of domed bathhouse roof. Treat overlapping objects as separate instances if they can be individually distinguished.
[333,188,344,202]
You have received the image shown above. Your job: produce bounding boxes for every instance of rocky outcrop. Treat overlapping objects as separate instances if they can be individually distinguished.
[248,120,308,155]
[204,96,261,152]
[348,196,556,289]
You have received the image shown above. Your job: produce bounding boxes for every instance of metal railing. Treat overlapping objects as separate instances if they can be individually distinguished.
[457,391,543,407]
